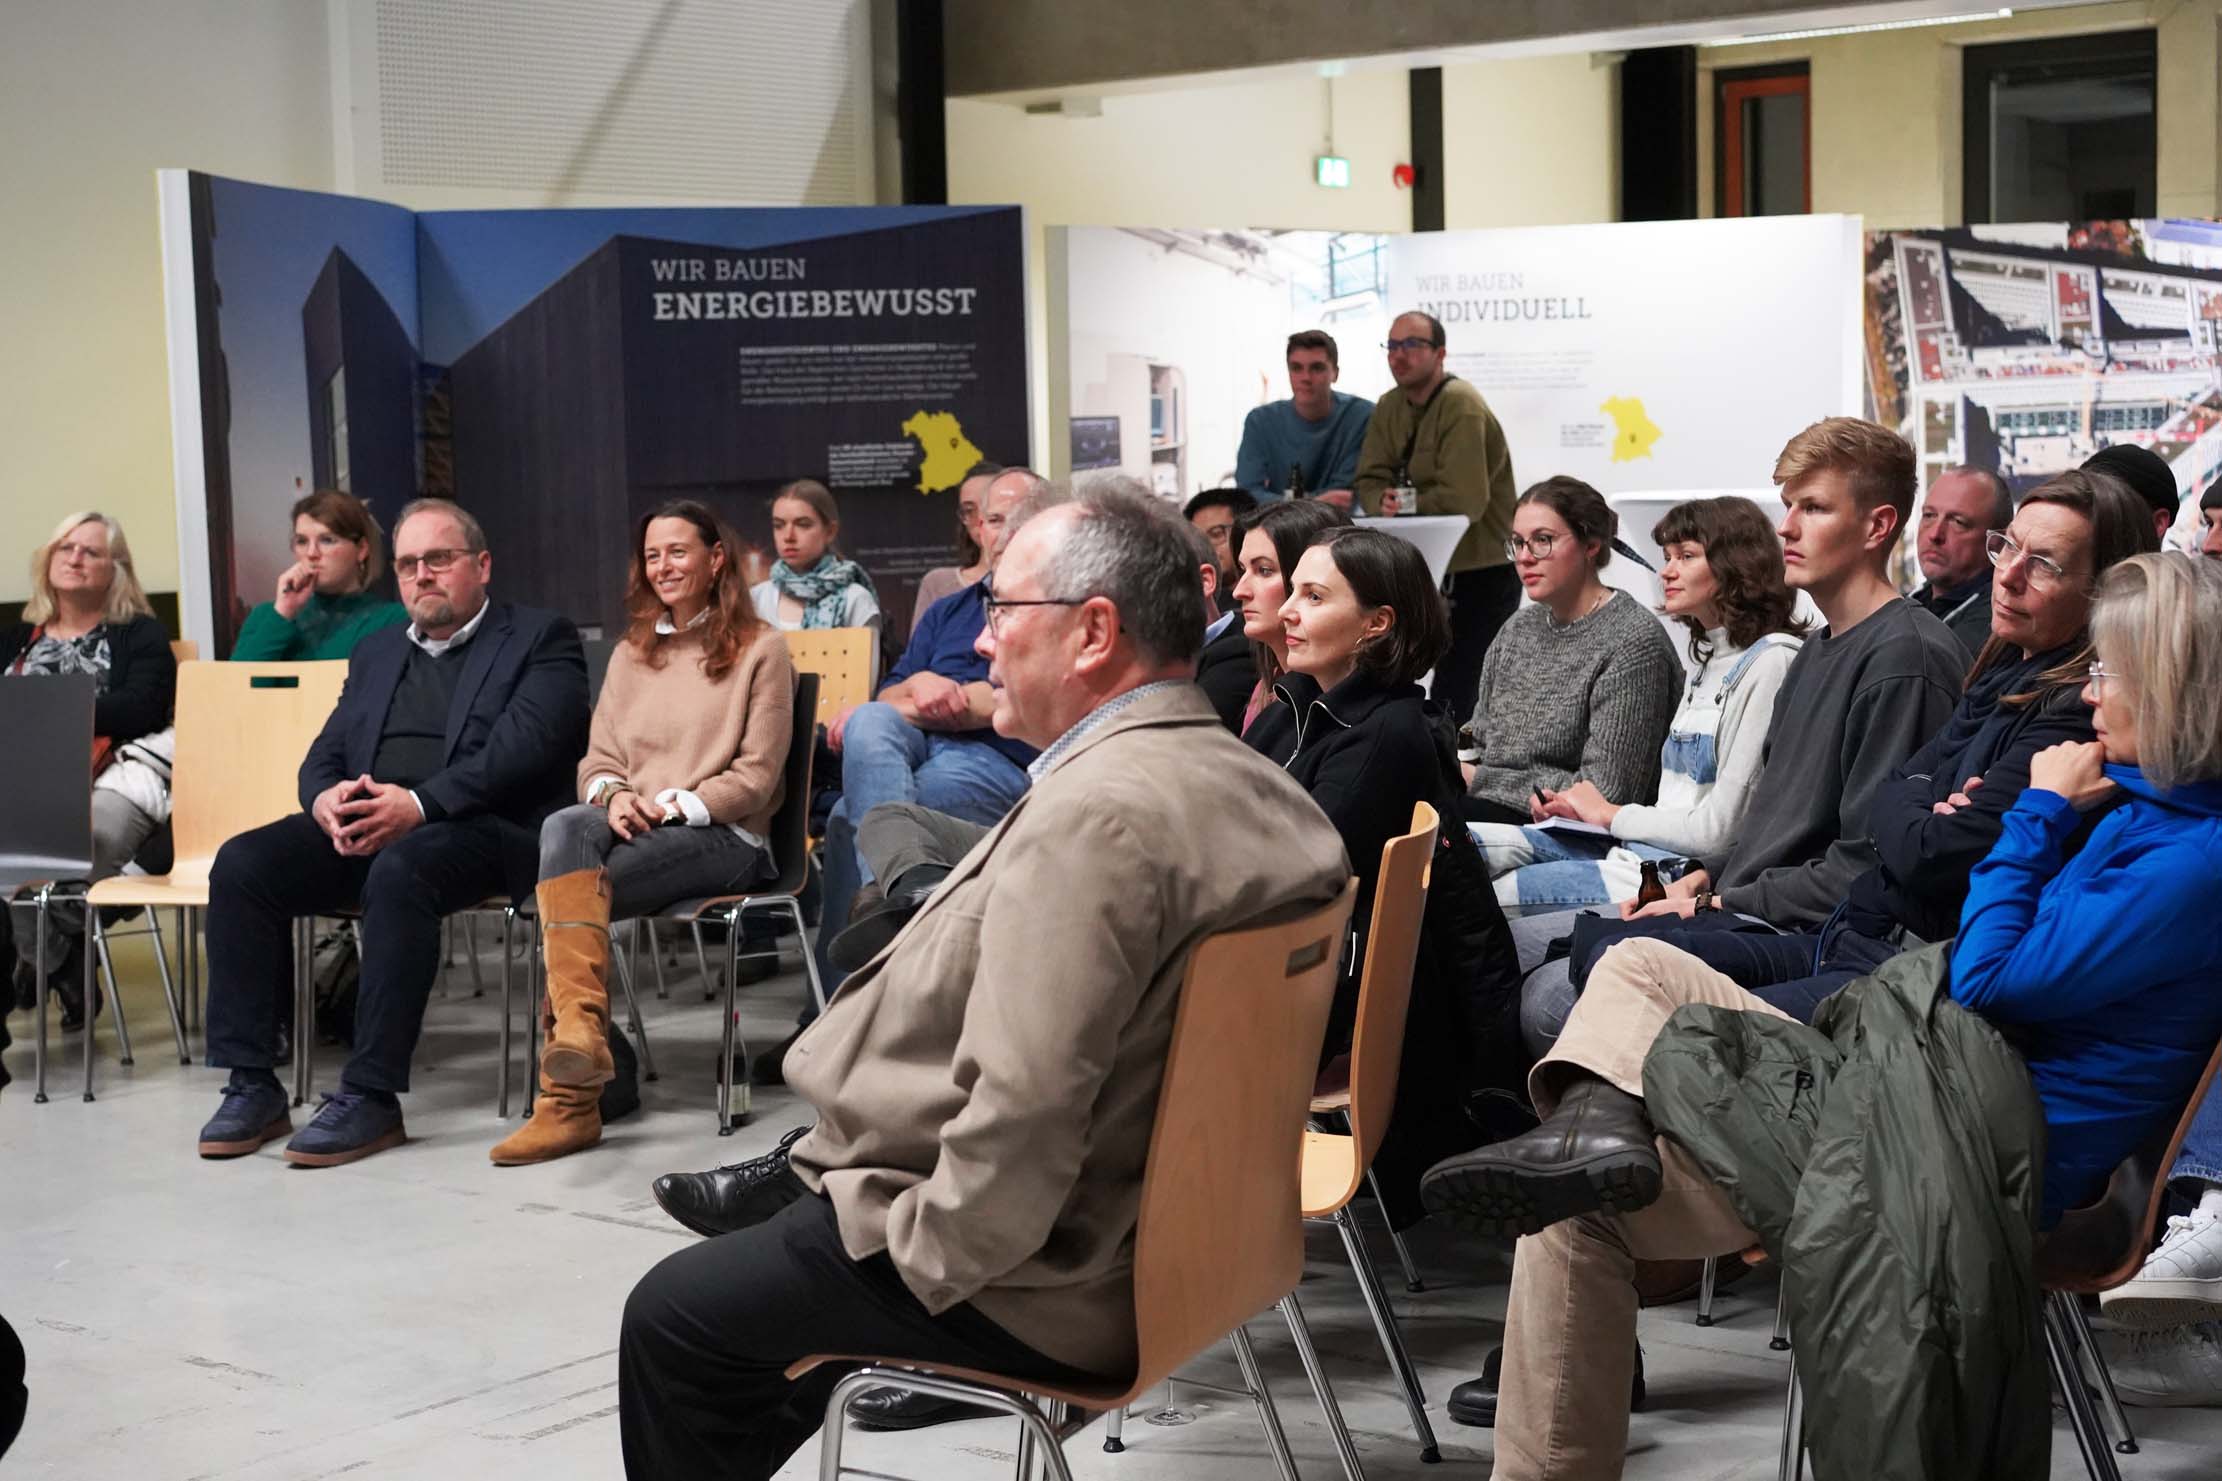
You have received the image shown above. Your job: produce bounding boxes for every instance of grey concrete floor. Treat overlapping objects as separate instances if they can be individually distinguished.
[4,926,2218,1480]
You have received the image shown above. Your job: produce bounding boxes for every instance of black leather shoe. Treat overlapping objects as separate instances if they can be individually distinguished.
[1420,1074,1661,1237]
[827,876,942,974]
[652,1125,811,1237]
[848,1386,1000,1431]
[1445,1343,1644,1429]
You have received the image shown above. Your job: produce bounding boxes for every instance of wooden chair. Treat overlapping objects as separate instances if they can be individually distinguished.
[0,675,98,1104]
[169,639,199,662]
[82,662,347,1099]
[782,628,875,730]
[1301,802,1443,1462]
[1775,1036,2222,1481]
[791,880,1364,1481]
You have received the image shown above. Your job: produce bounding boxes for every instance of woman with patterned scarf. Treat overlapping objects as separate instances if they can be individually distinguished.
[748,480,883,668]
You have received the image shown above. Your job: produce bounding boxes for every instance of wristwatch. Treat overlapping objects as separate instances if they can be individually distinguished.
[1695,890,1719,912]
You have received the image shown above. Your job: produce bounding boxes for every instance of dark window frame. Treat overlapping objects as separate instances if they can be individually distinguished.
[1961,28,2157,225]
[1714,62,1811,218]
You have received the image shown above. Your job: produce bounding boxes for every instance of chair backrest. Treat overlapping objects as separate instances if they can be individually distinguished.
[167,661,350,883]
[583,637,616,701]
[0,674,97,881]
[1342,801,1441,1183]
[784,628,875,729]
[170,638,199,663]
[1124,879,1358,1397]
[2037,1033,2222,1292]
[755,671,819,898]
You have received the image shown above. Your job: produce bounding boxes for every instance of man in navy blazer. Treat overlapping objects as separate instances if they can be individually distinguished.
[196,499,588,1168]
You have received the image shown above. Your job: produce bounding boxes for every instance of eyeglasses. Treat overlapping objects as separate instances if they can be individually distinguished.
[51,541,110,563]
[1504,532,1562,560]
[981,595,1084,634]
[1985,530,2074,591]
[1382,337,1439,353]
[2086,660,2115,699]
[394,547,473,579]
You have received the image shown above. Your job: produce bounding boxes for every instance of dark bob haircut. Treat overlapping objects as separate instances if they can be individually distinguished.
[1309,526,1451,688]
[1650,496,1809,661]
[1517,475,1619,569]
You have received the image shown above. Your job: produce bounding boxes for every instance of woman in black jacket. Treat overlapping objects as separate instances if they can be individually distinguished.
[4,511,177,1026]
[1246,526,1529,1223]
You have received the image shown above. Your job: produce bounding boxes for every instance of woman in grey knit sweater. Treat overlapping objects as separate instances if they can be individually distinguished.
[1459,477,1682,824]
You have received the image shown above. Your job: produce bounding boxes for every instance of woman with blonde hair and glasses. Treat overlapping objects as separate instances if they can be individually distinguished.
[3,512,175,1028]
[231,489,406,660]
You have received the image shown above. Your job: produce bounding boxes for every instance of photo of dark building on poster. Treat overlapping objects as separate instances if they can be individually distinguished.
[301,247,419,543]
[442,217,1029,639]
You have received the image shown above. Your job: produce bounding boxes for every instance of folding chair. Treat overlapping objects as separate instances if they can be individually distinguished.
[0,675,98,1103]
[794,881,1369,1481]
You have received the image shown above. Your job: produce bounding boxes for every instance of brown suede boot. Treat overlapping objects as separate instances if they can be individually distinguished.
[538,868,616,1088]
[489,1079,602,1165]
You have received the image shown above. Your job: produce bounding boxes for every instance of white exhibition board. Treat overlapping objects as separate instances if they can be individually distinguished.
[1051,217,1865,506]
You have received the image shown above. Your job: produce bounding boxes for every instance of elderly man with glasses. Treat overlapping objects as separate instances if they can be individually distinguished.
[1911,465,2014,659]
[193,498,589,1168]
[1348,308,1521,724]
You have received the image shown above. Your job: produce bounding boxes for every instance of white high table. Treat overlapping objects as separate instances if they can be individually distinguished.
[1355,514,1470,587]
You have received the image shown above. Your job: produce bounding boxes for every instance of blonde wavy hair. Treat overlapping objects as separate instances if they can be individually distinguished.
[2089,553,2222,789]
[24,511,154,626]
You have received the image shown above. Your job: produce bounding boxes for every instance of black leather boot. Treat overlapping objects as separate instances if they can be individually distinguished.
[1419,1072,1662,1237]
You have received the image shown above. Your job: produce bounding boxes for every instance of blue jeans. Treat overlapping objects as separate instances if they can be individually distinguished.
[807,703,1029,1011]
[2172,1081,2222,1191]
[1472,822,1682,915]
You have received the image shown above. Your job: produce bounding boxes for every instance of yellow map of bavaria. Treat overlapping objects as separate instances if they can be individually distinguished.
[1600,397,1662,463]
[902,411,983,494]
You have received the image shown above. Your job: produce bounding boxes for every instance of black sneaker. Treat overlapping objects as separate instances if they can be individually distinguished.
[652,1124,811,1237]
[198,1078,294,1159]
[282,1088,406,1167]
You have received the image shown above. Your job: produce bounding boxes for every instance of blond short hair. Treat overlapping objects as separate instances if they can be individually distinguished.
[1773,417,1918,528]
[2090,553,2222,789]
[24,511,154,626]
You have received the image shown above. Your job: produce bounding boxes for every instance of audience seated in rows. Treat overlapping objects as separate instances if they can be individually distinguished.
[1242,526,1529,1218]
[1457,477,1683,827]
[613,478,1351,1478]
[230,488,407,661]
[747,479,882,649]
[1227,497,1352,732]
[1478,495,1805,915]
[911,462,998,614]
[1908,464,2011,659]
[490,500,795,1167]
[5,510,176,1031]
[194,498,588,1168]
[1420,551,2222,1481]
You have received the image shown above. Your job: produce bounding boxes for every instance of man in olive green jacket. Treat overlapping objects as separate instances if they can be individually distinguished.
[617,480,1350,1480]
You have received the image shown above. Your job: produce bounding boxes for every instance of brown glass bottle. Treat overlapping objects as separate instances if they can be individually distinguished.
[1635,860,1667,907]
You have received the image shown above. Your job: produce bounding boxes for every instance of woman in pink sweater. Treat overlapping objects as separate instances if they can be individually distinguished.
[492,499,795,1166]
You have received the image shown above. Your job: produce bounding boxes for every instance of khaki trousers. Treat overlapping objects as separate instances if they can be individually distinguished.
[1492,937,1794,1481]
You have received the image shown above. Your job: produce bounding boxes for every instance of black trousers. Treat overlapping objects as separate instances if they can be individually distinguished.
[619,1193,1092,1481]
[1,1310,23,1463]
[1431,563,1521,727]
[203,811,531,1093]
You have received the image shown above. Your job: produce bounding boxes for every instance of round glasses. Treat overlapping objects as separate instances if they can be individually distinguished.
[1985,529,2073,591]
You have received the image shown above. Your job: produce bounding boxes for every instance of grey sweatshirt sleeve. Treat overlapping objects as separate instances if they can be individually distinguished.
[1720,671,1957,923]
[1575,630,1681,806]
[1613,641,1796,866]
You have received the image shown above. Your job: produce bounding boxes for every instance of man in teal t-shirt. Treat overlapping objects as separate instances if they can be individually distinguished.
[1233,329,1372,501]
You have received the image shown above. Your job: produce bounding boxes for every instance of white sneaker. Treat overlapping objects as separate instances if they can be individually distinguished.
[2100,1206,2222,1329]
[2095,1323,2222,1407]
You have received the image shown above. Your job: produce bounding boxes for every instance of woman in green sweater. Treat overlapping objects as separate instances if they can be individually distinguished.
[230,490,406,660]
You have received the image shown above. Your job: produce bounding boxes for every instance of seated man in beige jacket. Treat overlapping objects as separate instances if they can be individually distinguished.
[616,477,1351,1480]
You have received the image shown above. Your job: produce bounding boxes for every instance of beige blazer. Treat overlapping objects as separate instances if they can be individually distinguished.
[787,683,1351,1376]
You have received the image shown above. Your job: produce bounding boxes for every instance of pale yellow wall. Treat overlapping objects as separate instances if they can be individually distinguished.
[1696,1,2221,226]
[1441,52,1619,227]
[0,1,335,603]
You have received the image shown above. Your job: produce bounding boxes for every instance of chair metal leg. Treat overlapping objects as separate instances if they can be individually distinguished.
[2044,1298,2125,1481]
[1696,1255,1719,1327]
[460,913,485,997]
[498,908,516,1118]
[790,896,829,1014]
[1331,1205,1439,1461]
[1777,1350,1805,1481]
[1014,1395,1039,1481]
[717,909,750,1133]
[1770,1281,1792,1351]
[611,923,658,1082]
[526,923,543,1117]
[89,913,134,1070]
[1228,1324,1303,1481]
[1361,1166,1426,1291]
[82,909,102,1100]
[31,889,53,1102]
[187,906,203,1035]
[2056,1292,2138,1455]
[1102,1402,1125,1452]
[693,920,717,1001]
[644,918,669,1000]
[1281,1292,1374,1481]
[146,906,189,1064]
